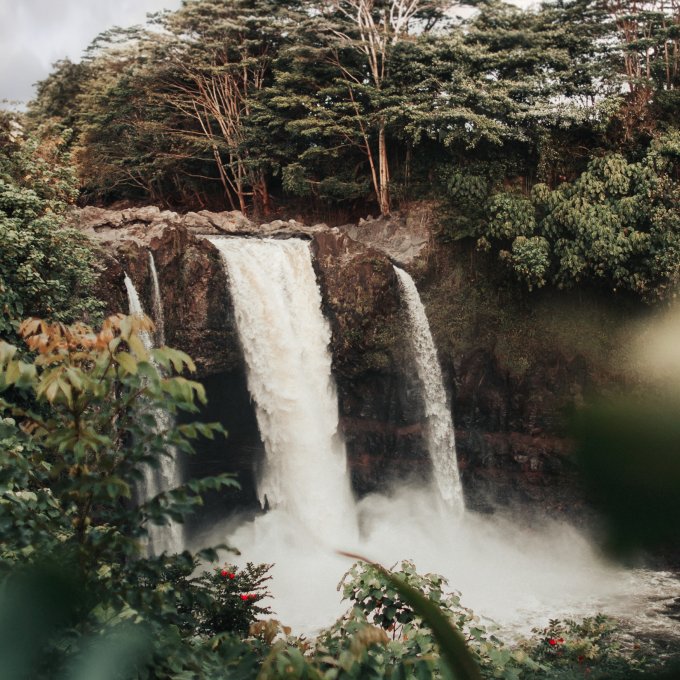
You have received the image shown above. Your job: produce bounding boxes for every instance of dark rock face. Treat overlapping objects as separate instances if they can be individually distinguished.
[74,207,243,377]
[76,206,590,521]
[312,229,587,518]
[449,350,586,518]
[311,231,432,495]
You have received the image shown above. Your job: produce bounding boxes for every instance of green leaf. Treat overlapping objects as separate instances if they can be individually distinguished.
[115,352,138,375]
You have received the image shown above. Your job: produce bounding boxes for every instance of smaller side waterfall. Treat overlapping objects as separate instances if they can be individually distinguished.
[394,267,464,513]
[124,274,153,353]
[149,252,166,348]
[124,271,183,554]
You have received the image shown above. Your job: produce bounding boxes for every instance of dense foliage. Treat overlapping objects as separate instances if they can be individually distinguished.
[0,122,103,342]
[451,130,680,300]
[19,0,680,297]
[0,314,269,678]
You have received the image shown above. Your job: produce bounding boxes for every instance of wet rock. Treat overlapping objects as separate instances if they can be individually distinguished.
[311,230,431,494]
[71,208,242,377]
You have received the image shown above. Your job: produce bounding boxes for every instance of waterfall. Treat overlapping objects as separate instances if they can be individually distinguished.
[124,274,153,353]
[208,237,356,545]
[148,252,165,348]
[124,270,184,555]
[394,267,464,513]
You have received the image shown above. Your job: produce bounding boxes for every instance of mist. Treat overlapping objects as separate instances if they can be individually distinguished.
[192,484,680,642]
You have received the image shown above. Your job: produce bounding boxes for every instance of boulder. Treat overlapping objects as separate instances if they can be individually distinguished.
[198,210,257,234]
[121,206,162,223]
[339,205,431,265]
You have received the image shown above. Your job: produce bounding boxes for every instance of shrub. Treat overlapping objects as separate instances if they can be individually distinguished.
[450,129,680,300]
[0,121,103,342]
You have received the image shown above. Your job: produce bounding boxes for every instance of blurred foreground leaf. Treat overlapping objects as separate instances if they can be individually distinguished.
[0,562,151,680]
[574,397,680,555]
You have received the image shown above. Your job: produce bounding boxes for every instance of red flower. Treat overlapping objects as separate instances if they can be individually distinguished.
[578,657,584,663]
[557,638,564,643]
[230,573,235,579]
[221,570,228,576]
[549,639,556,646]
[241,595,248,600]
[250,594,256,599]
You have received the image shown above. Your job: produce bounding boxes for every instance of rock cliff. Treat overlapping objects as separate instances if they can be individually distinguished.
[73,205,592,521]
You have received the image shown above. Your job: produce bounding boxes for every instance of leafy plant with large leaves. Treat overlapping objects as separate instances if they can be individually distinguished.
[452,129,680,299]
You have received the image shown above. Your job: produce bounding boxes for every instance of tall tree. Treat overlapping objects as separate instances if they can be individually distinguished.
[149,0,294,214]
[313,0,453,214]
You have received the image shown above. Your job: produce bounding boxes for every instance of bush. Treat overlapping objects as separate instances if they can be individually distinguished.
[449,129,680,300]
[0,120,103,342]
[0,314,270,679]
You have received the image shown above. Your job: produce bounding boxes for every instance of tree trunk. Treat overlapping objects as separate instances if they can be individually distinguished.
[378,122,390,215]
[212,145,238,211]
[257,170,272,214]
[406,139,413,188]
[236,162,248,215]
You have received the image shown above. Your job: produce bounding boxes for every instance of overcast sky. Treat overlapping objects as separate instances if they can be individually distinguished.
[2,0,532,108]
[0,0,183,106]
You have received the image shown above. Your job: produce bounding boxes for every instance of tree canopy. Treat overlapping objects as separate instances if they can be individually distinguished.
[18,0,680,298]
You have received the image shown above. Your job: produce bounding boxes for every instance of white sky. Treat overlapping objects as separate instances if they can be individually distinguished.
[0,0,183,105]
[1,0,533,107]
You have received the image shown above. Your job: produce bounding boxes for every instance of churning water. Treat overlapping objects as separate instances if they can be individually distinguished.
[196,239,680,643]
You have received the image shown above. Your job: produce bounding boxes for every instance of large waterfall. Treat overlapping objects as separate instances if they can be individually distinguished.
[204,238,667,642]
[124,262,183,555]
[394,267,464,513]
[209,237,356,545]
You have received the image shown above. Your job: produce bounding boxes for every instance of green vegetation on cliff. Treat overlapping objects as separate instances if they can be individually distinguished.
[14,0,680,301]
[0,120,103,342]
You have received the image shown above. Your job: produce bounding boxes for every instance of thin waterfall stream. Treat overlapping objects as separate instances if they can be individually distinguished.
[124,263,183,555]
[149,251,165,348]
[394,267,464,513]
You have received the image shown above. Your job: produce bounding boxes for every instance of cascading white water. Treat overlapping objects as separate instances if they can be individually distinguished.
[394,267,464,513]
[202,241,680,641]
[124,269,183,555]
[208,237,356,546]
[149,252,165,348]
[124,274,153,354]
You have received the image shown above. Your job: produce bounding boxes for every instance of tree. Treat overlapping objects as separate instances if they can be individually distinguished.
[311,0,453,214]
[0,121,103,343]
[26,58,91,132]
[152,0,294,214]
